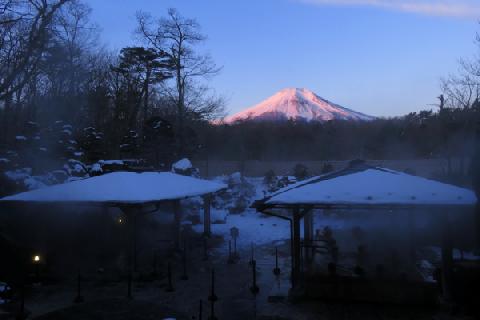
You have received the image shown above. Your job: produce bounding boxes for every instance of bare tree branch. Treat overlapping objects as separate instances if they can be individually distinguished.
[0,0,70,100]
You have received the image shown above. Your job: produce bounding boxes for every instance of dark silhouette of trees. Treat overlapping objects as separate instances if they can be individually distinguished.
[0,4,222,174]
[137,8,222,156]
[113,47,172,123]
[0,0,71,141]
[0,0,70,100]
[194,108,478,168]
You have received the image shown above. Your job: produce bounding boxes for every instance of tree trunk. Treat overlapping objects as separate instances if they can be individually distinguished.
[1,93,13,143]
[143,67,151,124]
[175,49,185,157]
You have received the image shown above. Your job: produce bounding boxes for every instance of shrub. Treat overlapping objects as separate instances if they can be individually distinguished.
[293,163,309,181]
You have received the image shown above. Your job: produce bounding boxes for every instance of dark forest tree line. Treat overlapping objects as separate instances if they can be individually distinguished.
[198,105,479,163]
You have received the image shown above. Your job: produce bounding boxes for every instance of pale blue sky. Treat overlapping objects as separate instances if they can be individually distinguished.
[85,0,479,117]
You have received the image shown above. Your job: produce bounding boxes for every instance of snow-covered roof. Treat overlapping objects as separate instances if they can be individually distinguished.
[263,167,477,207]
[0,172,226,205]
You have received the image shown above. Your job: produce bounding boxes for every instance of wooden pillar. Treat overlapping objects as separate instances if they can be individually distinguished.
[173,200,182,250]
[292,207,301,288]
[100,206,110,265]
[408,211,416,265]
[289,218,294,289]
[133,210,138,272]
[441,211,454,301]
[476,203,480,253]
[123,207,137,269]
[203,194,212,237]
[304,210,314,263]
[121,206,138,299]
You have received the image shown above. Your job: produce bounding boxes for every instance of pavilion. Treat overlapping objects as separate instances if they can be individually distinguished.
[0,171,226,236]
[0,171,226,297]
[253,164,477,301]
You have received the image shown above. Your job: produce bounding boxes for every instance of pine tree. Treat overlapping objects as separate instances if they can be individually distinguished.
[141,116,175,168]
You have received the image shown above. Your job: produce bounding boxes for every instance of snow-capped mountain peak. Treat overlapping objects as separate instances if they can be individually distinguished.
[225,88,375,123]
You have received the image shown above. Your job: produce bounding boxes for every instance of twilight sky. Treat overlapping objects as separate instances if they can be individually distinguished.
[84,0,479,117]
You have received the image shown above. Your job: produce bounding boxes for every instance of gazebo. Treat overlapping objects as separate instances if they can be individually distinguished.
[0,171,226,297]
[253,164,477,301]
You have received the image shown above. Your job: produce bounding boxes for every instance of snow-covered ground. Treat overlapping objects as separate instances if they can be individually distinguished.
[190,176,292,251]
[195,208,290,253]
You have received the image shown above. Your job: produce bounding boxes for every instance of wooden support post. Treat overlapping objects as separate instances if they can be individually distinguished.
[304,210,314,263]
[476,203,480,253]
[441,211,454,301]
[173,200,182,250]
[289,219,294,288]
[408,211,416,265]
[208,268,218,320]
[133,211,138,272]
[273,247,281,276]
[122,206,138,299]
[18,283,25,320]
[250,259,259,294]
[203,236,209,260]
[203,194,212,237]
[181,238,188,280]
[166,261,174,292]
[101,206,110,265]
[292,207,301,289]
[74,272,84,303]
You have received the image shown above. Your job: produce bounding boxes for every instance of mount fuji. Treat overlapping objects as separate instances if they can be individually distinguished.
[224,88,375,123]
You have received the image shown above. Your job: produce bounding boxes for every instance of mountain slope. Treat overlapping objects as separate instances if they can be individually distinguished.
[225,88,375,123]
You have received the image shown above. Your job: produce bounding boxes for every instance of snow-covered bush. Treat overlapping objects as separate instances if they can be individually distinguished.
[172,158,192,172]
[97,160,125,173]
[50,170,69,183]
[2,168,53,192]
[282,175,294,187]
[45,121,81,165]
[263,169,278,193]
[171,158,199,177]
[214,172,256,214]
[142,116,175,168]
[78,127,105,163]
[23,176,48,190]
[64,159,88,178]
[119,130,139,158]
[262,171,299,194]
[89,163,103,176]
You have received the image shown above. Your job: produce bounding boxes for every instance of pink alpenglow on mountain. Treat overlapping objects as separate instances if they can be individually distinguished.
[225,88,375,123]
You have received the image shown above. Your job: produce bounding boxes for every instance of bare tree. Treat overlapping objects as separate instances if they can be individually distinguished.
[441,31,480,109]
[136,8,221,155]
[184,84,225,121]
[51,0,98,96]
[0,0,70,100]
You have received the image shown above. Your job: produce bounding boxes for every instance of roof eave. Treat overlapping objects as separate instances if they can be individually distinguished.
[255,202,476,212]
